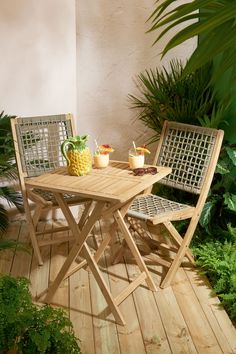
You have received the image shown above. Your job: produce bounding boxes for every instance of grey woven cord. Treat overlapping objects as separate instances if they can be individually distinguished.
[128,194,190,221]
[33,188,82,205]
[157,125,217,194]
[15,115,73,177]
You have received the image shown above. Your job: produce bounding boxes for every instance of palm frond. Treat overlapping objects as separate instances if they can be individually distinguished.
[128,60,222,139]
[148,0,236,78]
[0,186,23,210]
[0,204,8,234]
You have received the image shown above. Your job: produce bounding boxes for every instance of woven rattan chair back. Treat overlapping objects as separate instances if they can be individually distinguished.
[13,114,74,178]
[11,113,88,266]
[123,120,224,288]
[153,121,220,195]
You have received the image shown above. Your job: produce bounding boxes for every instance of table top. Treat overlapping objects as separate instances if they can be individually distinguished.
[25,161,171,204]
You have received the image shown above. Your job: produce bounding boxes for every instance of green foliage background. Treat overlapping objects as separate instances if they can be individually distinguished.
[129,59,236,322]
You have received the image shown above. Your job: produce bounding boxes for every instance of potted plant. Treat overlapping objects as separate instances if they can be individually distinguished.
[0,274,82,353]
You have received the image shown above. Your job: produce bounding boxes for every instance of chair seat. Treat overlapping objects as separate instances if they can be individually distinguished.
[34,188,87,206]
[128,194,195,224]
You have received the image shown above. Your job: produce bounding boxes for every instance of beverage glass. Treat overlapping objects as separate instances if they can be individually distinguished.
[93,152,109,168]
[128,148,144,169]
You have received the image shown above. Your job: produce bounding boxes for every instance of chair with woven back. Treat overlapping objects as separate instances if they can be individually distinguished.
[11,113,91,266]
[117,120,224,288]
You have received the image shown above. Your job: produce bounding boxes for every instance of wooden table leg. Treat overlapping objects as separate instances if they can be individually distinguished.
[44,196,105,303]
[44,194,126,325]
[82,243,125,325]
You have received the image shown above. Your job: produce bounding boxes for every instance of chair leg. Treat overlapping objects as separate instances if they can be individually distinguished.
[32,204,43,227]
[24,200,43,265]
[160,223,196,288]
[163,221,195,265]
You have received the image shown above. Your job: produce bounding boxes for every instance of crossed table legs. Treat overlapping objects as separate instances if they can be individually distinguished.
[42,192,157,326]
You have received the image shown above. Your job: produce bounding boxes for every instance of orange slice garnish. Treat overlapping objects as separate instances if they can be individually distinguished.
[136,146,151,154]
[99,144,114,153]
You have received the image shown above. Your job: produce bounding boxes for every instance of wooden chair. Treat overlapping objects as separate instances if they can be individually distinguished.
[11,113,91,266]
[122,121,224,288]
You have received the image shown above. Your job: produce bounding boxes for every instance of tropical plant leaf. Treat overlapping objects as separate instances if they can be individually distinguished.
[0,204,8,234]
[226,146,236,166]
[215,161,230,175]
[0,186,23,210]
[199,200,216,231]
[128,59,224,140]
[223,192,236,212]
[148,0,236,78]
[227,223,236,241]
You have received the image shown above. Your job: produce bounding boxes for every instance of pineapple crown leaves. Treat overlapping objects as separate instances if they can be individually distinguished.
[61,134,89,160]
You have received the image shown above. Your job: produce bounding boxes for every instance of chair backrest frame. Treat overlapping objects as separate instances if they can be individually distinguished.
[11,113,76,205]
[11,113,75,179]
[152,121,224,196]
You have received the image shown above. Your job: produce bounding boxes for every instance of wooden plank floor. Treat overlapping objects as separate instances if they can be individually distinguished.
[1,219,236,354]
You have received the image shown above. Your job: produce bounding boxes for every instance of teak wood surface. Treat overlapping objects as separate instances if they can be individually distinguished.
[24,161,172,326]
[25,161,171,204]
[2,219,236,354]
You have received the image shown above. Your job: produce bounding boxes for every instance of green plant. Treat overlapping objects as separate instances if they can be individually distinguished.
[193,230,236,323]
[148,0,236,81]
[199,144,236,234]
[129,60,222,141]
[0,274,82,353]
[0,111,23,234]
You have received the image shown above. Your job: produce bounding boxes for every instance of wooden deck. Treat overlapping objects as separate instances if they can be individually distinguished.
[1,219,236,354]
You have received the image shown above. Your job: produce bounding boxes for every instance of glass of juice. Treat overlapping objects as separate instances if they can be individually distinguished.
[128,148,145,169]
[93,151,109,168]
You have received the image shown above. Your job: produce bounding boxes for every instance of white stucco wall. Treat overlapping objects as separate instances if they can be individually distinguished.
[0,0,76,117]
[0,0,196,161]
[76,0,196,161]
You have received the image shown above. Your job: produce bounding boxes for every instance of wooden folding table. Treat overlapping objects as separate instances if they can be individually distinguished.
[25,161,171,325]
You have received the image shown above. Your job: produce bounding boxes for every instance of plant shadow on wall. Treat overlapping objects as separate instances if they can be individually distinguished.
[128,59,236,323]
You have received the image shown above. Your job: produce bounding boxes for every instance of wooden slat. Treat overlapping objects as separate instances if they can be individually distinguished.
[29,221,51,298]
[70,264,95,354]
[101,221,147,354]
[11,221,32,278]
[150,263,198,353]
[172,268,223,354]
[89,221,121,354]
[25,163,172,204]
[125,262,172,354]
[0,221,21,274]
[185,266,236,354]
[1,220,236,354]
[48,220,69,310]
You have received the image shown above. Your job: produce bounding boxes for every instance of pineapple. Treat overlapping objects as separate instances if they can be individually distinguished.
[61,135,92,176]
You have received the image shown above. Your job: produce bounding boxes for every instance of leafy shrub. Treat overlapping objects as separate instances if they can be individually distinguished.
[199,144,236,236]
[193,231,236,322]
[0,274,82,353]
